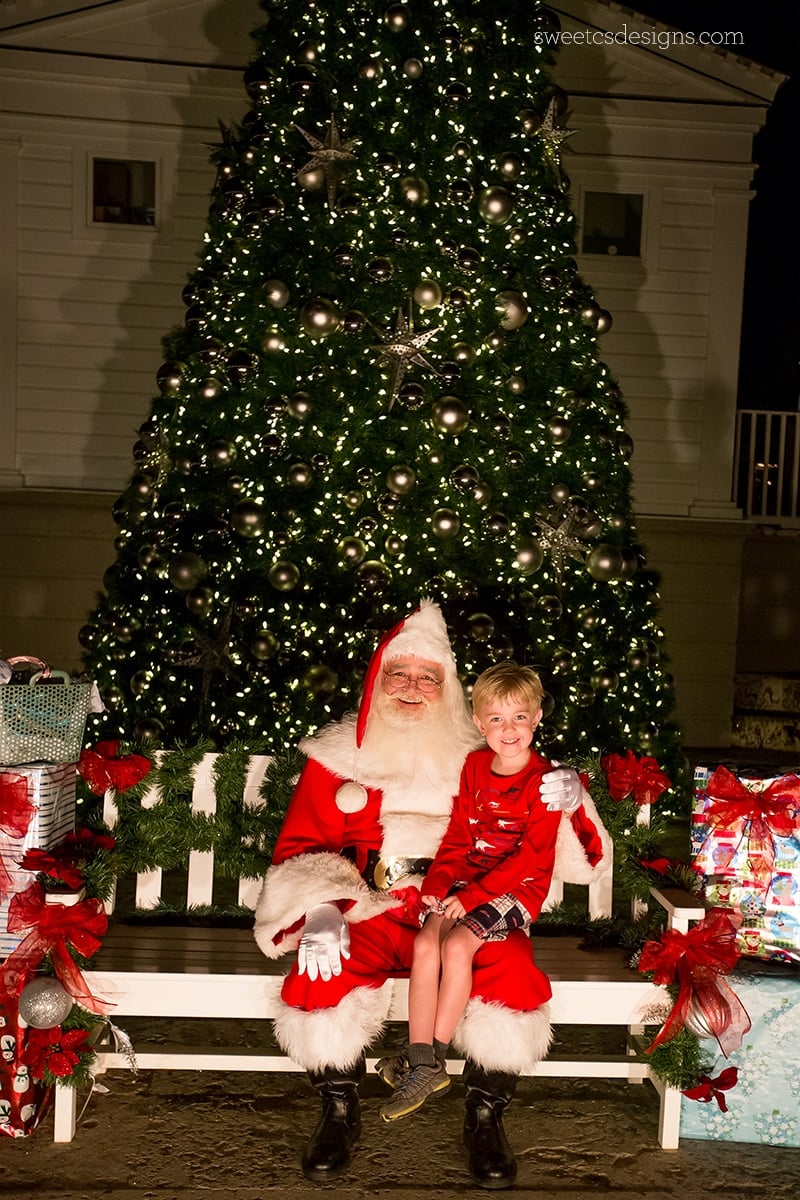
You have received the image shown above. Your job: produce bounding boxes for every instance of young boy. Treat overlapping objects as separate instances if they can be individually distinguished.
[378,661,563,1122]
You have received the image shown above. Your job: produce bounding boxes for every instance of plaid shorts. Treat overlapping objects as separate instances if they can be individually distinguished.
[458,893,532,942]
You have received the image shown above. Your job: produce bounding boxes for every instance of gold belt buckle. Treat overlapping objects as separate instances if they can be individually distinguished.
[373,856,407,890]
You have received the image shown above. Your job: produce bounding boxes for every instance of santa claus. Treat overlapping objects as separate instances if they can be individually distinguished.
[254,600,610,1188]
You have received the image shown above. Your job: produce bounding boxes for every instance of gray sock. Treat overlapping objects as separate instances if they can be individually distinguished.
[407,1042,437,1069]
[433,1038,448,1065]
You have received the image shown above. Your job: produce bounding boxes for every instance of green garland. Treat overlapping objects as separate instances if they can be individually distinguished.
[77,740,305,908]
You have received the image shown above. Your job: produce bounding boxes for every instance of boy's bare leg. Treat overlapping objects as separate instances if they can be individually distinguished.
[432,923,483,1045]
[408,912,454,1043]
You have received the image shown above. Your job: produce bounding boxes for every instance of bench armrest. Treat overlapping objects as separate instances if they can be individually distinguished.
[649,886,707,933]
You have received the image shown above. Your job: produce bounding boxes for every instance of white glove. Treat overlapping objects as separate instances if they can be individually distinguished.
[541,764,583,814]
[297,902,351,982]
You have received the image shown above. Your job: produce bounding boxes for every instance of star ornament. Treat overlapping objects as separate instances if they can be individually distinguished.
[369,302,441,409]
[534,501,590,587]
[296,116,357,210]
[170,605,238,704]
[535,97,577,169]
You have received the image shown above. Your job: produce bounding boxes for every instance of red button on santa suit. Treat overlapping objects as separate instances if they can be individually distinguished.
[254,600,611,1187]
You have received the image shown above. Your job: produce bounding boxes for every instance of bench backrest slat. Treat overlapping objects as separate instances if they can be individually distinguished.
[186,755,219,907]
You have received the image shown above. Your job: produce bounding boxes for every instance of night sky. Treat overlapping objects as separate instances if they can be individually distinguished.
[626,1,800,410]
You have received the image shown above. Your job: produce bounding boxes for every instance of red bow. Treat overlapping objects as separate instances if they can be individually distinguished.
[78,739,151,796]
[683,1066,739,1112]
[602,750,671,805]
[702,766,800,887]
[639,910,750,1056]
[0,883,112,1015]
[0,772,37,901]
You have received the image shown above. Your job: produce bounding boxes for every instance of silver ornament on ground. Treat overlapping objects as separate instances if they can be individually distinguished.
[18,977,74,1028]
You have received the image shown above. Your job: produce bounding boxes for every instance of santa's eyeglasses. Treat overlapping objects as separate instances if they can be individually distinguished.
[383,669,442,694]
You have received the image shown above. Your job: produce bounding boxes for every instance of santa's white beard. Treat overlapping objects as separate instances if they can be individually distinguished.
[355,685,481,797]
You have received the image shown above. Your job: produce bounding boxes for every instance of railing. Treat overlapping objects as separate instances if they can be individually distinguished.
[734,410,800,520]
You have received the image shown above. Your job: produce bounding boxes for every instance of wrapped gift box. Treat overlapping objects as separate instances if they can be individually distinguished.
[681,970,800,1146]
[0,763,76,958]
[0,985,51,1137]
[692,764,800,964]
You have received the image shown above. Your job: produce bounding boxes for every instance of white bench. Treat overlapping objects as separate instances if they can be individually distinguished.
[53,754,705,1148]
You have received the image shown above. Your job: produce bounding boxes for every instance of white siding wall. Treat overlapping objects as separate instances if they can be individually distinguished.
[14,126,223,490]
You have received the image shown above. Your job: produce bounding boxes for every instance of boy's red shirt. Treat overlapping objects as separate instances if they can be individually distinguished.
[421,746,562,919]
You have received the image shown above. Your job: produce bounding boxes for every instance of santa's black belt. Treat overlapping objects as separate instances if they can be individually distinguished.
[341,846,433,891]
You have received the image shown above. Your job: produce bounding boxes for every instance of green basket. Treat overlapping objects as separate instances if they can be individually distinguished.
[0,658,93,766]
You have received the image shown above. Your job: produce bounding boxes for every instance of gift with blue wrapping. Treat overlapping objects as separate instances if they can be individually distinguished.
[681,964,800,1146]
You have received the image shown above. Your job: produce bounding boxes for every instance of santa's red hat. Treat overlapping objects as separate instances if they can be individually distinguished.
[355,599,456,747]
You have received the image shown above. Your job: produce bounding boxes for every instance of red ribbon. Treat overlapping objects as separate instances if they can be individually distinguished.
[683,1066,739,1112]
[78,739,151,796]
[702,766,800,887]
[1,883,112,1015]
[0,772,37,901]
[639,910,751,1056]
[602,750,671,805]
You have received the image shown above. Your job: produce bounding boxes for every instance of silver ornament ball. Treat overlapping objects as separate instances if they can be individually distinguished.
[479,186,514,225]
[495,290,528,330]
[268,560,300,591]
[263,279,290,308]
[586,544,624,582]
[18,977,74,1028]
[431,396,469,435]
[300,298,341,338]
[414,280,442,310]
[431,508,461,538]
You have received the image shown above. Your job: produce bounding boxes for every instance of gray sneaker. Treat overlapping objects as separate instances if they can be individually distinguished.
[375,1052,409,1089]
[380,1062,451,1122]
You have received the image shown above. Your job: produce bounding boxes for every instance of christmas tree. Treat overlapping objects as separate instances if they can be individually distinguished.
[81,0,680,771]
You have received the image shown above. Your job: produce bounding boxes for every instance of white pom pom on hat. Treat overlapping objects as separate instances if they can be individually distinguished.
[354,598,455,748]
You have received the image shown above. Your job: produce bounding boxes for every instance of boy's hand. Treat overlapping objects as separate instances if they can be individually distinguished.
[541,764,582,813]
[441,895,467,919]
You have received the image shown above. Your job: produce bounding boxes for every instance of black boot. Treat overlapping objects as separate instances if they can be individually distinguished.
[302,1063,363,1183]
[462,1065,518,1190]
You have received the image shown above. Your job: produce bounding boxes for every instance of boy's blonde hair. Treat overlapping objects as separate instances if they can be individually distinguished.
[471,661,544,716]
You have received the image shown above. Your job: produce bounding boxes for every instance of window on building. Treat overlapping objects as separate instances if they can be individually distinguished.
[92,158,156,225]
[581,192,643,257]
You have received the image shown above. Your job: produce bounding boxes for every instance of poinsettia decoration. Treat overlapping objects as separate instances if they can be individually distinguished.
[20,829,116,892]
[22,1024,94,1085]
[78,739,151,796]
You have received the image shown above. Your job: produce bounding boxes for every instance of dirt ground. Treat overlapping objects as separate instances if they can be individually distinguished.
[2,1054,798,1200]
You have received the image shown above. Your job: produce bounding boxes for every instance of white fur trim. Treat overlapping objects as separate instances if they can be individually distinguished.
[273,984,392,1072]
[453,999,552,1074]
[384,598,455,670]
[253,851,399,958]
[299,713,474,859]
[553,786,614,885]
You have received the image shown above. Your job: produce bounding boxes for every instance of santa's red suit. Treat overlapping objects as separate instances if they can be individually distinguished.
[254,603,611,1079]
